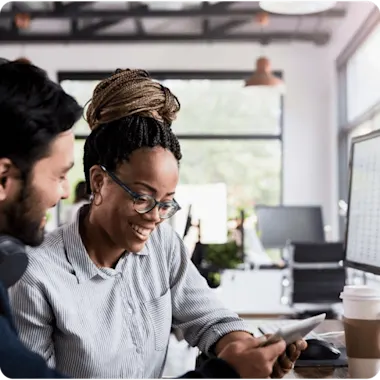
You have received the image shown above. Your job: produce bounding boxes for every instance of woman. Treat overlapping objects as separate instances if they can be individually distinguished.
[9,69,304,378]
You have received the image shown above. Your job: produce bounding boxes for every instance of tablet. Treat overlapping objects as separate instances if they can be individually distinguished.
[259,313,326,347]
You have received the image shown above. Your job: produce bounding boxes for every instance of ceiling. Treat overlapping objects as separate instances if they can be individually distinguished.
[0,1,350,44]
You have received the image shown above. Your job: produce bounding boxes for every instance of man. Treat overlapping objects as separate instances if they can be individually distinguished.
[0,59,295,379]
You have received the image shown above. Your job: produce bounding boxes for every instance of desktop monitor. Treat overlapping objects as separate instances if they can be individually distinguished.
[344,130,380,275]
[255,205,325,249]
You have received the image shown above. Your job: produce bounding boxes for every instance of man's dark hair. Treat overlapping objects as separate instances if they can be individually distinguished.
[83,69,182,194]
[0,59,82,178]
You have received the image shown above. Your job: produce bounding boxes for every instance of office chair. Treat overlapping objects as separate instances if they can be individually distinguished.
[281,242,346,319]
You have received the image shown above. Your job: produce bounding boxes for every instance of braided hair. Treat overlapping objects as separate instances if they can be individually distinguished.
[83,69,182,193]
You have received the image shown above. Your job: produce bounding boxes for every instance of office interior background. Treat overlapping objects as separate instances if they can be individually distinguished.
[1,0,380,373]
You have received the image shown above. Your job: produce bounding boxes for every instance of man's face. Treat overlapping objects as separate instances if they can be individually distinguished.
[0,130,75,246]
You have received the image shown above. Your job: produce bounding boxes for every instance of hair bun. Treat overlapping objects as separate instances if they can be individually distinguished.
[86,68,180,131]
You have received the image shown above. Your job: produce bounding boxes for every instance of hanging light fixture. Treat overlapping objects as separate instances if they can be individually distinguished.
[14,13,31,29]
[259,1,337,15]
[245,56,283,87]
[244,11,282,87]
[14,57,32,64]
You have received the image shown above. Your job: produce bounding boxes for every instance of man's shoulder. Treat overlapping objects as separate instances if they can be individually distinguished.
[22,226,67,283]
[27,226,65,259]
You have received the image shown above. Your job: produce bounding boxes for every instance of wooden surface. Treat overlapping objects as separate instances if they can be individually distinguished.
[246,319,348,379]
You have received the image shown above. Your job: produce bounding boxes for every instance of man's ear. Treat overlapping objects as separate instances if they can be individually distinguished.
[0,158,17,202]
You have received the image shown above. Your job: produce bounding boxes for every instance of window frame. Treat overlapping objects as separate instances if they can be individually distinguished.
[337,8,380,239]
[57,70,284,225]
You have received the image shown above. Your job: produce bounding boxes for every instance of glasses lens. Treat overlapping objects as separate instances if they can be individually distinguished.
[159,204,178,219]
[134,195,155,213]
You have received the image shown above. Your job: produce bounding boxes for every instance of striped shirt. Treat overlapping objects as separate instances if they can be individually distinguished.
[8,213,249,378]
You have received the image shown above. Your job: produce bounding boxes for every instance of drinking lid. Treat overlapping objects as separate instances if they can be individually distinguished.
[340,285,380,299]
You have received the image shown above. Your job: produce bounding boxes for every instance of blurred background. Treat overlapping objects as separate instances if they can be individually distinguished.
[1,0,379,331]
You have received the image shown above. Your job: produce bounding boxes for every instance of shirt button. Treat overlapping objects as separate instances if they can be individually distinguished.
[136,348,141,354]
[127,308,133,314]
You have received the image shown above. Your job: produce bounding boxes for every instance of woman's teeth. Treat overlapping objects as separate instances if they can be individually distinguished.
[130,224,150,237]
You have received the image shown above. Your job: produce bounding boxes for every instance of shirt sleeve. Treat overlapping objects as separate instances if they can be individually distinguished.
[0,315,67,378]
[168,228,252,355]
[8,279,56,367]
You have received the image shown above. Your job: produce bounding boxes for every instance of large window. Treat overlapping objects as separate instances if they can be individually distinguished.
[338,9,380,240]
[59,73,283,242]
[346,23,380,122]
[338,8,380,284]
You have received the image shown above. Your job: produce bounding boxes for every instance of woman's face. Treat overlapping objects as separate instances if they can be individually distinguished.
[90,147,179,253]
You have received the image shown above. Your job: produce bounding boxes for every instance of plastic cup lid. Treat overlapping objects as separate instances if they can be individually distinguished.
[340,285,380,299]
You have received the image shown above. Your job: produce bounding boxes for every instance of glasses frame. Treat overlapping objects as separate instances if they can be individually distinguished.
[100,165,181,219]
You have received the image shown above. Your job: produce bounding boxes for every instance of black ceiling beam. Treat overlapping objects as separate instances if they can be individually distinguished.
[208,1,251,34]
[202,2,210,34]
[0,7,346,19]
[57,2,95,13]
[0,31,330,44]
[77,18,122,35]
[208,19,248,34]
[131,3,146,35]
[77,3,148,35]
[201,2,236,33]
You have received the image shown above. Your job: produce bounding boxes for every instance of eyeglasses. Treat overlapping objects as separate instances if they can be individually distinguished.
[100,165,181,219]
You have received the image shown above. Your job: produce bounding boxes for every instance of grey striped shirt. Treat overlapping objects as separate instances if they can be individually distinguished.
[9,215,249,378]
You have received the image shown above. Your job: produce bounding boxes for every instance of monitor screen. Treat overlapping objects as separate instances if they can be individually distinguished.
[255,205,325,249]
[345,130,380,275]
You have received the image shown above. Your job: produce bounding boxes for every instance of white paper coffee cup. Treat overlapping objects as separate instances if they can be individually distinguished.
[340,285,380,378]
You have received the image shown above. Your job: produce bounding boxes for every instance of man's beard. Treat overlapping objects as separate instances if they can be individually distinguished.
[3,181,45,247]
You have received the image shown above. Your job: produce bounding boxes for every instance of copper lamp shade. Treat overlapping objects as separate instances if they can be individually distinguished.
[14,57,32,64]
[14,13,31,30]
[245,57,283,87]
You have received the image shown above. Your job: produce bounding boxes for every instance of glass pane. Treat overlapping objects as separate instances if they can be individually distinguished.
[171,139,281,250]
[178,139,281,216]
[347,23,380,122]
[162,79,282,135]
[347,121,373,156]
[61,79,282,136]
[60,80,98,136]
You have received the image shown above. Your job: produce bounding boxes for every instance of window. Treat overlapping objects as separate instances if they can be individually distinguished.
[338,8,380,281]
[59,74,283,242]
[347,23,380,122]
[347,121,373,155]
[161,80,281,136]
[179,139,282,214]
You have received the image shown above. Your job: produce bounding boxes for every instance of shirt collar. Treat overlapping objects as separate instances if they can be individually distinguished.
[62,206,148,284]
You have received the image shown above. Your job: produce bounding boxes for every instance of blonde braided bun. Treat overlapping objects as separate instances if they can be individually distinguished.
[86,69,180,131]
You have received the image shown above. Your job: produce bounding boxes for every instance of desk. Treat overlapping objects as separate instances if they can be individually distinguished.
[245,319,348,379]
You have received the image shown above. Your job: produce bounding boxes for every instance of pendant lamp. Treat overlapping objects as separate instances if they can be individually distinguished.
[245,56,283,87]
[14,57,32,64]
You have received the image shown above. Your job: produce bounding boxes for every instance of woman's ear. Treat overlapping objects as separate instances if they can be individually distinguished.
[0,158,15,201]
[89,165,105,194]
